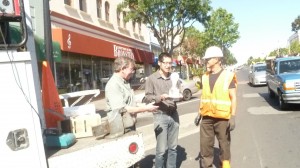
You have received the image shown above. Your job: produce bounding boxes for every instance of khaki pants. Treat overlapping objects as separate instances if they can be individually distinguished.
[200,117,231,168]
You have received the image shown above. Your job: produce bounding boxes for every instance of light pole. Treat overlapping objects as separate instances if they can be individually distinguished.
[44,0,54,77]
[179,60,182,78]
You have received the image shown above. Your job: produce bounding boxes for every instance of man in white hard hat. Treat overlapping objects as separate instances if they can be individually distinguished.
[194,46,237,168]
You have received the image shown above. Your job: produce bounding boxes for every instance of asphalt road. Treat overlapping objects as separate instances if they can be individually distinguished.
[135,67,300,168]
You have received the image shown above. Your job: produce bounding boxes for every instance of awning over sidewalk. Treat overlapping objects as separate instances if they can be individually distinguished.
[9,25,62,62]
[52,28,153,64]
[35,37,62,62]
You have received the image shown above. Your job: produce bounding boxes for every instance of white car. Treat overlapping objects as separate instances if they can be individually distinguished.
[178,78,200,101]
[248,63,267,86]
[134,78,200,103]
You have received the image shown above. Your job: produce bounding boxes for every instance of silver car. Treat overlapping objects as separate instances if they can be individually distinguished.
[248,63,267,86]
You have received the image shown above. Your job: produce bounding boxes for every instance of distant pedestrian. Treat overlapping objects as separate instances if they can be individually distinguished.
[194,46,237,168]
[144,52,180,168]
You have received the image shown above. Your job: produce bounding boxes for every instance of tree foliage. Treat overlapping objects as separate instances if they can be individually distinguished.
[118,0,212,54]
[268,48,289,57]
[203,8,240,49]
[246,56,264,65]
[223,48,237,65]
[180,26,206,57]
[181,9,239,65]
[289,41,300,55]
[292,15,300,33]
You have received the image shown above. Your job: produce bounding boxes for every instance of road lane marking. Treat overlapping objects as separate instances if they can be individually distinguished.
[238,81,250,84]
[248,106,291,115]
[242,94,292,115]
[243,93,261,98]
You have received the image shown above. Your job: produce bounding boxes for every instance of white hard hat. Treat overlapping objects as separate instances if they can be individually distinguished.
[203,46,223,59]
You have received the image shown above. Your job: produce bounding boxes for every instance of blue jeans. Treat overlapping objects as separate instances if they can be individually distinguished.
[153,111,180,168]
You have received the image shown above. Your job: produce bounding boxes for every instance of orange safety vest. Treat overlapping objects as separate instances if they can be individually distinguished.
[199,70,237,119]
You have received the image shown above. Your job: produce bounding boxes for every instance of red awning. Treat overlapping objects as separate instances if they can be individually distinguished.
[134,49,154,64]
[52,28,154,64]
[142,50,154,63]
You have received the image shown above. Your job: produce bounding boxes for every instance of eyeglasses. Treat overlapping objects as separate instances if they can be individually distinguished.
[161,61,173,65]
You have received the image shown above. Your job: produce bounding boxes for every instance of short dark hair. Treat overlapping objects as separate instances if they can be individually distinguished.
[158,52,172,62]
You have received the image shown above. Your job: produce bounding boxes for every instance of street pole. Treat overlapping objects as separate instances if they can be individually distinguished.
[43,0,54,78]
[179,60,182,78]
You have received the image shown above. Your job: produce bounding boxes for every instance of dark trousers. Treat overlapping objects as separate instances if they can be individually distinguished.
[200,117,231,168]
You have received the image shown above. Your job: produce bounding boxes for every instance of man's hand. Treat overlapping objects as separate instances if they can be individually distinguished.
[160,94,169,101]
[194,114,201,126]
[228,116,235,131]
[145,102,159,112]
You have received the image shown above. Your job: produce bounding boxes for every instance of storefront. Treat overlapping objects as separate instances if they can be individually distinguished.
[52,28,154,93]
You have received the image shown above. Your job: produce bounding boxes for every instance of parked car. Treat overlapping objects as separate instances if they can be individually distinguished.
[178,78,200,101]
[134,77,200,104]
[248,63,267,86]
[266,56,300,110]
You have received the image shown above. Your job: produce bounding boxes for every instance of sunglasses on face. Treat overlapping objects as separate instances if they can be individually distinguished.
[205,57,216,62]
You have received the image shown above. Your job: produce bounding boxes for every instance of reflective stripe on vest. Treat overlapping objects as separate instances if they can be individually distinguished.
[199,70,235,119]
[201,99,231,105]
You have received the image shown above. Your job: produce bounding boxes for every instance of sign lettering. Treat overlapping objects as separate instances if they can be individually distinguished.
[113,45,135,60]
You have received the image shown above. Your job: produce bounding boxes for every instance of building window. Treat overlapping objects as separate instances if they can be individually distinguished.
[64,0,71,6]
[79,0,87,12]
[96,0,102,19]
[138,21,142,34]
[105,1,110,22]
[123,11,127,28]
[132,21,136,32]
[117,10,121,27]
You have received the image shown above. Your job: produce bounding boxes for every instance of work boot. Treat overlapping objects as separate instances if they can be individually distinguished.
[222,160,230,168]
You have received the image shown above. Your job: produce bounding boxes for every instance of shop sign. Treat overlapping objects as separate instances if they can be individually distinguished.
[113,45,135,60]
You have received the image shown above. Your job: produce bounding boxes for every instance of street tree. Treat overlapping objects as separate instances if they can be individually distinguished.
[292,15,300,33]
[289,41,300,55]
[202,8,239,64]
[181,26,206,57]
[117,0,212,54]
[247,56,254,65]
[203,8,239,50]
[223,48,237,65]
[268,48,289,57]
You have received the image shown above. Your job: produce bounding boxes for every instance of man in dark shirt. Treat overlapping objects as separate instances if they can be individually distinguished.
[195,46,237,168]
[144,52,179,168]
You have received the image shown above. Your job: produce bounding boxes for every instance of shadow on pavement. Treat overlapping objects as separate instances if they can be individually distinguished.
[259,92,300,111]
[137,145,187,168]
[195,147,221,168]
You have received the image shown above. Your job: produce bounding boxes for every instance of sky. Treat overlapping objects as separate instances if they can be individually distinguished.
[197,0,300,64]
